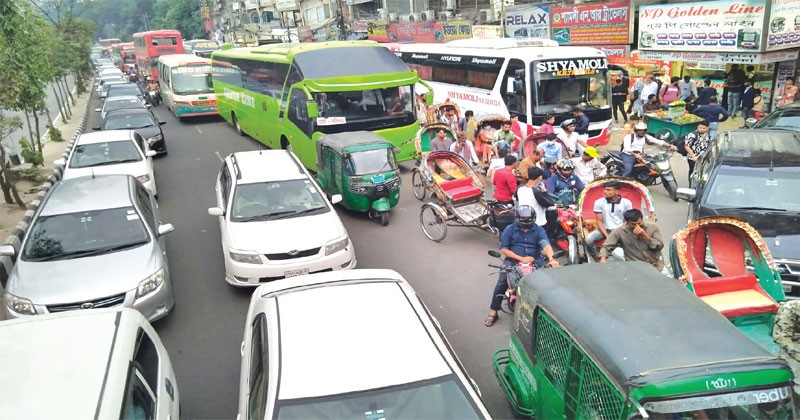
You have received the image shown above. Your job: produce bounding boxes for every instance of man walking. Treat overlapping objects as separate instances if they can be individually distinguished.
[740,80,760,119]
[684,121,712,183]
[696,79,718,106]
[725,64,746,118]
[679,75,698,102]
[628,77,644,115]
[691,97,729,140]
[611,78,628,123]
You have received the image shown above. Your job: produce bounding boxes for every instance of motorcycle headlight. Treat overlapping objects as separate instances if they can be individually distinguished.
[655,160,670,170]
[325,237,349,256]
[136,268,165,299]
[136,174,151,183]
[230,250,263,264]
[4,293,36,315]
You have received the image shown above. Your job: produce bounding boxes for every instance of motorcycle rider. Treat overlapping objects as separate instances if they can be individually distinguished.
[621,122,678,178]
[146,77,161,105]
[545,158,585,205]
[485,205,559,327]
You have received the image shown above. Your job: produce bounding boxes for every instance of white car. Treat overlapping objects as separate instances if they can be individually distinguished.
[238,269,491,419]
[98,79,126,99]
[55,130,157,196]
[96,95,149,119]
[208,150,356,286]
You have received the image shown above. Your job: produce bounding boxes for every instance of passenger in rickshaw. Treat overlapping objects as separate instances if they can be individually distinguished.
[475,124,495,165]
[429,128,453,152]
[450,132,480,167]
[492,155,518,205]
[484,205,559,327]
[439,106,459,133]
[537,133,566,163]
[571,146,606,184]
[557,119,588,157]
[545,159,585,205]
[516,149,548,184]
[598,209,665,271]
[585,180,631,260]
[492,120,516,157]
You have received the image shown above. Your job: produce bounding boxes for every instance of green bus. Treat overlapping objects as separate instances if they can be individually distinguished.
[210,41,430,171]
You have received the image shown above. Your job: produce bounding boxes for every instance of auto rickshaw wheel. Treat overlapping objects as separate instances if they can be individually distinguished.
[411,169,427,200]
[380,211,389,226]
[420,204,447,242]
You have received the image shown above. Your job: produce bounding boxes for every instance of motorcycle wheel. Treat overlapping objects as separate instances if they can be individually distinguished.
[606,161,624,177]
[380,211,389,226]
[411,169,427,201]
[567,236,578,266]
[420,204,447,242]
[664,178,679,201]
[500,294,516,314]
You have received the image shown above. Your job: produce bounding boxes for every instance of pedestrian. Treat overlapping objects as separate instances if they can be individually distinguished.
[639,76,659,112]
[725,64,746,118]
[611,78,628,123]
[740,80,760,119]
[536,114,556,135]
[570,146,606,185]
[416,93,428,125]
[492,154,518,205]
[598,208,665,271]
[516,148,544,184]
[652,72,664,99]
[572,107,590,136]
[776,78,798,108]
[586,180,631,260]
[510,114,524,152]
[678,75,698,103]
[464,110,478,142]
[696,79,717,106]
[683,121,712,183]
[628,77,644,115]
[516,167,554,228]
[660,77,682,108]
[691,97,729,140]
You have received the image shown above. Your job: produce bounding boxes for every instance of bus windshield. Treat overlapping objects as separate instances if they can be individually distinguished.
[313,85,415,134]
[171,65,213,94]
[534,68,609,114]
[642,386,794,419]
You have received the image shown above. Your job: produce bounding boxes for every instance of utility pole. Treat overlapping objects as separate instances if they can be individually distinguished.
[144,11,150,31]
[336,0,347,40]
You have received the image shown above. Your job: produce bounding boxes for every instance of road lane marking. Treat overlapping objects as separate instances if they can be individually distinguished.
[196,126,203,134]
[214,150,224,163]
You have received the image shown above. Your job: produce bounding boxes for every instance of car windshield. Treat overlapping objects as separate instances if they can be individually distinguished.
[755,108,800,131]
[275,375,482,419]
[171,65,213,94]
[533,62,609,114]
[642,385,794,419]
[312,85,416,135]
[102,82,125,92]
[22,207,149,261]
[104,114,155,130]
[705,168,800,211]
[105,99,144,113]
[347,148,397,175]
[231,179,329,222]
[108,86,141,97]
[69,141,142,168]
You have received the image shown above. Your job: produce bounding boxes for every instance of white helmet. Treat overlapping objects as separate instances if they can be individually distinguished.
[634,122,647,137]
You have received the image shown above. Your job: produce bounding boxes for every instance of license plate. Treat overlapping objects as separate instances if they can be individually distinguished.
[784,285,793,293]
[285,268,309,278]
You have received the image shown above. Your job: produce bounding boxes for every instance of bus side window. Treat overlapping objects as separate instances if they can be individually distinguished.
[288,89,311,136]
[280,64,302,118]
[501,59,527,123]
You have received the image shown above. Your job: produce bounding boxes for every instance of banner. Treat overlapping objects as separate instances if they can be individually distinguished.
[596,45,629,60]
[639,49,799,64]
[639,0,767,52]
[767,0,800,51]
[504,4,550,39]
[386,21,472,43]
[550,2,632,45]
[473,25,503,38]
[367,21,390,43]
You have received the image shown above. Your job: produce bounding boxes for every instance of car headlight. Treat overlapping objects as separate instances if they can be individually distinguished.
[325,237,349,256]
[136,174,151,183]
[5,293,36,315]
[230,250,263,264]
[136,268,165,299]
[148,134,164,144]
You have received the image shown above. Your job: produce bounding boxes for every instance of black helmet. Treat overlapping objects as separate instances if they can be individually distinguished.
[515,205,536,228]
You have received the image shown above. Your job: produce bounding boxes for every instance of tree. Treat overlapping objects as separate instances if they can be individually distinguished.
[153,0,206,40]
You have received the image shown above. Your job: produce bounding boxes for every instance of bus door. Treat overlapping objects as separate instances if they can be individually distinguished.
[285,85,317,168]
[500,58,528,124]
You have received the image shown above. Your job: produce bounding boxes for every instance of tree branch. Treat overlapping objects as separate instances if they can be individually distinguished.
[27,0,57,25]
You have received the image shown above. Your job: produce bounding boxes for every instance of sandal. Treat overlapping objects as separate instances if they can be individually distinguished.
[484,313,499,327]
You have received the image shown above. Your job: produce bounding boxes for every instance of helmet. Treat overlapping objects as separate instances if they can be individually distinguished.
[560,118,576,129]
[515,205,536,228]
[583,146,599,159]
[634,122,648,136]
[555,158,575,177]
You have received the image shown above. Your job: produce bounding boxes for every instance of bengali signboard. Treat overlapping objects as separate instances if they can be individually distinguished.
[386,21,472,43]
[767,0,800,51]
[504,4,550,39]
[473,25,503,38]
[639,0,767,52]
[275,0,299,12]
[639,49,799,64]
[550,2,632,45]
[367,21,390,43]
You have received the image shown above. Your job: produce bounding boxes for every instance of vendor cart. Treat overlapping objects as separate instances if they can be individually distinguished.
[643,113,702,142]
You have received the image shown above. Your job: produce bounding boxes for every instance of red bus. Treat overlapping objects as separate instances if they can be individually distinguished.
[132,30,185,80]
[99,38,122,47]
[112,42,136,72]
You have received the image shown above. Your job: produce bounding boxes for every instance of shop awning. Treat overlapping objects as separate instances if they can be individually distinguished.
[638,50,799,65]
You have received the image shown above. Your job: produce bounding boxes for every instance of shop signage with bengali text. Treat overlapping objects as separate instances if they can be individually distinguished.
[275,0,299,12]
[766,0,800,51]
[385,21,472,43]
[550,1,632,45]
[367,21,390,43]
[504,4,550,39]
[639,49,799,64]
[639,0,767,52]
[473,25,503,38]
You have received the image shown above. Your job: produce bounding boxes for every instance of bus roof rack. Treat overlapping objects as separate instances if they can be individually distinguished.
[445,37,559,49]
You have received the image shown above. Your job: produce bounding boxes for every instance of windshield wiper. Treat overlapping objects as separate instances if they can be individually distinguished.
[239,210,294,222]
[28,241,147,261]
[82,158,141,167]
[269,207,325,220]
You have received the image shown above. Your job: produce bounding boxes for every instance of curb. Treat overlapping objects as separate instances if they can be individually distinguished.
[0,75,93,298]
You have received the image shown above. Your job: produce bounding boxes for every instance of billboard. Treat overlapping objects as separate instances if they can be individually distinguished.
[767,0,800,51]
[504,4,550,39]
[550,1,632,45]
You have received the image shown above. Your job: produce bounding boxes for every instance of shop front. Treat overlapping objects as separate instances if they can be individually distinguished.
[638,0,800,111]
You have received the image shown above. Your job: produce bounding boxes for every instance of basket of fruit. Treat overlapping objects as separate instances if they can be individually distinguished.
[667,100,687,118]
[644,112,704,142]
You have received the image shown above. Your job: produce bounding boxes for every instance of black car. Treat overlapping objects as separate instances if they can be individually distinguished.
[678,128,800,297]
[751,102,800,133]
[94,108,168,155]
[106,83,145,102]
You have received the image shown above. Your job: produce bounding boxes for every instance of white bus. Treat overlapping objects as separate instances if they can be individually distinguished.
[392,38,613,146]
[156,54,220,120]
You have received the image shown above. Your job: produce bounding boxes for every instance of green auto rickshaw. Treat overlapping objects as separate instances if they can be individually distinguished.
[316,131,401,226]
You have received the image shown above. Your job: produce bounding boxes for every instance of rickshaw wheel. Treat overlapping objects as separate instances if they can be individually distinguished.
[411,169,427,200]
[606,161,624,177]
[420,204,447,242]
[380,211,389,226]
[567,236,578,266]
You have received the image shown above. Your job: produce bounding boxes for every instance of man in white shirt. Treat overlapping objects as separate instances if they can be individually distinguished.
[557,119,587,157]
[586,180,631,260]
[516,167,553,228]
[450,133,480,167]
[639,76,659,110]
[621,122,677,177]
[571,146,606,184]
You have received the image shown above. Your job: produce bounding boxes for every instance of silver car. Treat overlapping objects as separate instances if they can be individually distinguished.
[0,175,175,322]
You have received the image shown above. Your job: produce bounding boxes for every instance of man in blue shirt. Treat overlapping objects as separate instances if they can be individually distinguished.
[485,206,558,327]
[691,97,729,140]
[696,79,718,106]
[572,107,590,135]
[545,158,585,205]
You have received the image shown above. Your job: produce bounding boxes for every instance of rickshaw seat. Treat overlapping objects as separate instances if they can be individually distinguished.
[693,274,779,318]
[439,177,482,200]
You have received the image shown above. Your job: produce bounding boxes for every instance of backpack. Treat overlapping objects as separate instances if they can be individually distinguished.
[673,133,689,157]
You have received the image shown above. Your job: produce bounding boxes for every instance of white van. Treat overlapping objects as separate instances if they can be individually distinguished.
[0,308,180,419]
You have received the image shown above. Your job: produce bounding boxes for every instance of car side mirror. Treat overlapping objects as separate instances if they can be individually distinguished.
[145,104,152,108]
[306,101,319,119]
[159,121,166,125]
[676,187,697,202]
[330,194,343,205]
[92,125,101,131]
[53,158,66,167]
[157,223,175,236]
[744,118,757,128]
[207,207,224,216]
[145,150,157,157]
[0,244,16,257]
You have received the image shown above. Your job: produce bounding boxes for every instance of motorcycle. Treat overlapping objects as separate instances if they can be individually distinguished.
[146,89,160,107]
[602,151,679,201]
[488,250,535,314]
[547,204,579,265]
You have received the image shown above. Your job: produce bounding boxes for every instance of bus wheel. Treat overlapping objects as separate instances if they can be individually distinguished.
[232,113,244,136]
[281,137,291,151]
